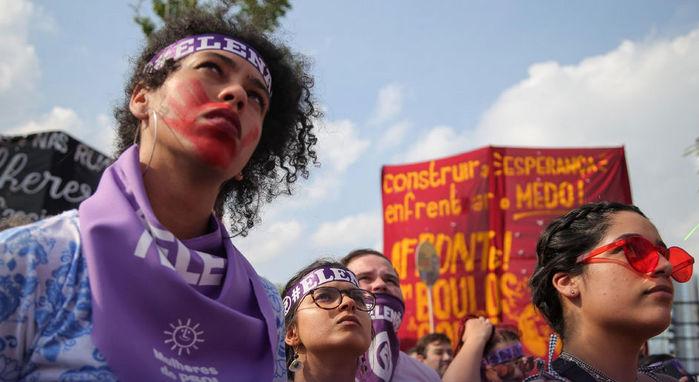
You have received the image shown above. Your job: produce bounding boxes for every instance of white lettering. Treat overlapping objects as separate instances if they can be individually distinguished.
[331,268,353,283]
[73,144,111,171]
[0,149,93,203]
[227,39,248,57]
[153,348,219,381]
[197,251,224,286]
[31,131,68,153]
[134,231,152,258]
[300,274,318,293]
[312,268,333,285]
[174,241,200,284]
[175,38,196,60]
[197,36,221,50]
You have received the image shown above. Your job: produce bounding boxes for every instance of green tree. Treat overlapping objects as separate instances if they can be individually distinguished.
[131,0,291,36]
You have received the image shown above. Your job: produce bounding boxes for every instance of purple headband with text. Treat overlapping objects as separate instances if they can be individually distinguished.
[483,343,524,366]
[146,33,272,94]
[283,266,359,317]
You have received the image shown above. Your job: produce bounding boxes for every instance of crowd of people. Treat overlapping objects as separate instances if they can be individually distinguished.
[0,5,696,382]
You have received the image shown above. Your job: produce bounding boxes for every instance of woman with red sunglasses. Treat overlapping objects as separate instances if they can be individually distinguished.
[527,202,694,382]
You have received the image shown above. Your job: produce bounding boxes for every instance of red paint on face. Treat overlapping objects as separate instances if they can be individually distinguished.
[160,78,252,168]
[241,125,261,149]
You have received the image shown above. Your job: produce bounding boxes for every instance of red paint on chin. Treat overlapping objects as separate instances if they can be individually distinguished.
[161,78,242,168]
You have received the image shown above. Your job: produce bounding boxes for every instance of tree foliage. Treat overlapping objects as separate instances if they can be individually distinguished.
[131,0,291,36]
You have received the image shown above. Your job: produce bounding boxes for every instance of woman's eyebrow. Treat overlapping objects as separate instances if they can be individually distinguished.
[201,52,271,99]
[614,233,665,247]
[354,271,373,278]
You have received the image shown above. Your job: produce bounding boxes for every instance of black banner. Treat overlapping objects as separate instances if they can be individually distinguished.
[0,130,110,222]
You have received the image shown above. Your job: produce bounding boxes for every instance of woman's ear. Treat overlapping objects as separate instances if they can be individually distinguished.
[552,272,579,298]
[285,324,300,347]
[129,83,150,121]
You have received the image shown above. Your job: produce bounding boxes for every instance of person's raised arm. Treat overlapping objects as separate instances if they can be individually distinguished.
[442,317,493,382]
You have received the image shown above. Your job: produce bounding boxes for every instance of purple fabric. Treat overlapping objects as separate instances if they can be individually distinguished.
[78,145,277,381]
[146,33,272,94]
[358,293,405,382]
[282,266,359,317]
[483,343,524,365]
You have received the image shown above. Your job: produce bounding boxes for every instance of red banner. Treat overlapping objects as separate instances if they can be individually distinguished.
[381,146,631,356]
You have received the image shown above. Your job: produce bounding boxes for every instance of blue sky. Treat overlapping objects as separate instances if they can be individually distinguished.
[2,0,699,284]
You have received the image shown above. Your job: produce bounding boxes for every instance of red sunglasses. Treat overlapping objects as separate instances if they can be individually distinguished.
[578,235,694,283]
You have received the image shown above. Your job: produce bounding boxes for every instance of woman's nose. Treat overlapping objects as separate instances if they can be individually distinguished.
[654,251,673,278]
[338,293,357,311]
[370,279,388,293]
[218,82,247,111]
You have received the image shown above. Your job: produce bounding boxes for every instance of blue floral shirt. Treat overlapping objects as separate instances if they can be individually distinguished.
[0,210,286,382]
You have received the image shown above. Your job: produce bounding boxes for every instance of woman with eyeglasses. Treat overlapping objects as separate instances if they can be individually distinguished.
[443,316,538,382]
[526,202,694,382]
[282,259,375,382]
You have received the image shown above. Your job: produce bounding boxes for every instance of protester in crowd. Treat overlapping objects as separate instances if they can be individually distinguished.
[443,316,537,382]
[282,259,374,382]
[639,354,696,382]
[406,347,420,359]
[0,7,318,381]
[341,249,441,382]
[526,202,694,382]
[415,332,454,377]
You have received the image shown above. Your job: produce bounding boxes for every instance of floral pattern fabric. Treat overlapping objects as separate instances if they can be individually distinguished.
[0,210,286,381]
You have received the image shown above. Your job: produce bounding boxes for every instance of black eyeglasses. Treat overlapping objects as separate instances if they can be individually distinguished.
[309,287,376,312]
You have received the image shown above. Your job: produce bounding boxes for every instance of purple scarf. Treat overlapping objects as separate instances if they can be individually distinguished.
[359,293,405,382]
[79,146,278,381]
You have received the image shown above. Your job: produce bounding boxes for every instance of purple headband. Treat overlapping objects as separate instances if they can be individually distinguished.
[146,33,273,95]
[283,266,359,317]
[483,343,524,366]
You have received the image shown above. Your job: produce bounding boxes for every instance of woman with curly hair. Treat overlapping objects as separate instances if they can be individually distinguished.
[526,202,694,382]
[0,7,318,382]
[282,259,374,382]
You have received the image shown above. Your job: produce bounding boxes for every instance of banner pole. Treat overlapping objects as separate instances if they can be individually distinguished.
[427,285,435,333]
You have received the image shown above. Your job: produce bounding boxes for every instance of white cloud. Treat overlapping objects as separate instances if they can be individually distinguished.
[311,211,382,249]
[0,0,40,122]
[397,125,471,163]
[94,113,116,155]
[378,120,411,149]
[236,219,304,262]
[7,106,82,135]
[316,118,370,172]
[371,83,404,124]
[468,27,699,268]
[4,107,113,155]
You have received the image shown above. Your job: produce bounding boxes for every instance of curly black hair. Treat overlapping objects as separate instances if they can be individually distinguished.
[528,201,646,338]
[114,8,319,235]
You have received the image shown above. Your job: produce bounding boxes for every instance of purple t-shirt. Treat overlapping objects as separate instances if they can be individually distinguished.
[393,351,441,382]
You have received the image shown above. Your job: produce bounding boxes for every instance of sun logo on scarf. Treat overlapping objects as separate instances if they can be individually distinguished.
[164,318,205,355]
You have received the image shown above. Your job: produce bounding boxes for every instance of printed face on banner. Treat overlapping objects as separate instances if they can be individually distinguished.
[147,50,269,177]
[381,147,632,356]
